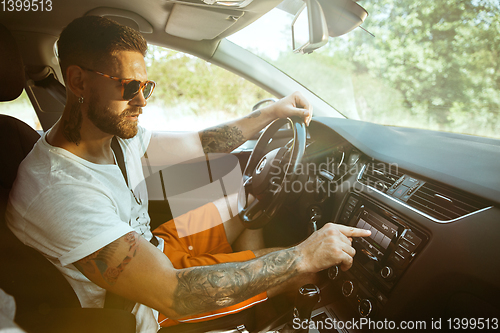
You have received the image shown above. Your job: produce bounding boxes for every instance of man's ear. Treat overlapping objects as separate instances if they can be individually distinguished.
[65,65,87,98]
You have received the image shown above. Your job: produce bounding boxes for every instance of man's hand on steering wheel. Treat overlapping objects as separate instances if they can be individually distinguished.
[263,92,313,126]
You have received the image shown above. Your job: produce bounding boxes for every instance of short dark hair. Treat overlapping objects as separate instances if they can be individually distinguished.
[57,16,148,80]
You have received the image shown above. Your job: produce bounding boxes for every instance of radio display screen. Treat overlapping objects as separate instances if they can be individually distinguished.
[356,208,399,252]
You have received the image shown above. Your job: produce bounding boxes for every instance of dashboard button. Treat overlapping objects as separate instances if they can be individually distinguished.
[388,177,405,194]
[346,202,356,211]
[395,245,410,259]
[358,299,373,317]
[342,280,354,297]
[402,177,419,187]
[403,230,422,247]
[380,266,393,279]
[328,266,339,281]
[390,253,406,267]
[348,197,359,206]
[399,238,417,252]
[394,186,409,198]
[341,211,351,223]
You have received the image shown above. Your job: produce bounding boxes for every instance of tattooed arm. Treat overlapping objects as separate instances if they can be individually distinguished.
[72,224,370,319]
[200,92,313,154]
[173,248,299,316]
[74,232,139,286]
[143,92,312,165]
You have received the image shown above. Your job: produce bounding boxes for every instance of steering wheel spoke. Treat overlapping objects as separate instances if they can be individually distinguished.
[244,198,264,220]
[238,116,307,229]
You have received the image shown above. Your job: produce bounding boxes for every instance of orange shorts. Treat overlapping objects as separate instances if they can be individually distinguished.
[152,203,268,327]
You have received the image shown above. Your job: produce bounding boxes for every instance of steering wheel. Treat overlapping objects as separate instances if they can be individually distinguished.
[238,116,307,229]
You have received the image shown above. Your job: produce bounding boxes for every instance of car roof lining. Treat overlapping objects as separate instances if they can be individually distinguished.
[1,0,282,63]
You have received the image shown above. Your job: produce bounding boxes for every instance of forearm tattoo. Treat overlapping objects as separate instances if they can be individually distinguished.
[173,248,300,316]
[74,232,139,285]
[200,125,245,154]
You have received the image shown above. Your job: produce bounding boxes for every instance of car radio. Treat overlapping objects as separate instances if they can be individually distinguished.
[327,194,428,317]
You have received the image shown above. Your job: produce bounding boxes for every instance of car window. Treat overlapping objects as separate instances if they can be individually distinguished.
[0,91,42,131]
[141,45,274,132]
[229,3,500,140]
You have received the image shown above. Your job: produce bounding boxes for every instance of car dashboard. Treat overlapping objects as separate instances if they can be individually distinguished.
[273,117,500,331]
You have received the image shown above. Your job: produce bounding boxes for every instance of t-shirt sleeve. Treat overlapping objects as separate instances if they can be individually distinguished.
[23,183,134,267]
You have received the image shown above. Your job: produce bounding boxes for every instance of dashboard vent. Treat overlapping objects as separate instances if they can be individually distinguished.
[407,182,489,221]
[359,161,404,193]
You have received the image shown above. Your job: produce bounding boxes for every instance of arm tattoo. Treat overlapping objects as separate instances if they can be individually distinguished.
[200,125,245,154]
[173,248,300,316]
[74,232,139,285]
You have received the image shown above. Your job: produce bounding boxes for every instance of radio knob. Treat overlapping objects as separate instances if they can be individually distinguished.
[358,298,373,317]
[328,266,339,281]
[342,280,354,297]
[380,266,393,280]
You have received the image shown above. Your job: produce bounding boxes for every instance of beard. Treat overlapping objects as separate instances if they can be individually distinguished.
[87,91,142,139]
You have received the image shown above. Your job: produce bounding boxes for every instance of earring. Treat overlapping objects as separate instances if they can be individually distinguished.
[79,96,84,104]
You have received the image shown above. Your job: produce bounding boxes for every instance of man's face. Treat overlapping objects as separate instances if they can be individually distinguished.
[86,51,148,139]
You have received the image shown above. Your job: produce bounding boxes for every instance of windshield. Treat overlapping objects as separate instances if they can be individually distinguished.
[228,0,500,139]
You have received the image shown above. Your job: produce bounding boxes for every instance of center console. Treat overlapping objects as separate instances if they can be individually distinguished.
[265,193,429,332]
[328,193,428,318]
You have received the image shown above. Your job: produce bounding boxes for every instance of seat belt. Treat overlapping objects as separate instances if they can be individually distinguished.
[111,136,128,185]
[106,137,136,312]
[111,137,159,246]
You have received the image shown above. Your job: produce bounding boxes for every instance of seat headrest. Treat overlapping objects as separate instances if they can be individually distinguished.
[0,23,25,102]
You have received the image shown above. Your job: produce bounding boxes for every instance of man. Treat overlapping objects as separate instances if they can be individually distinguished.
[6,16,370,332]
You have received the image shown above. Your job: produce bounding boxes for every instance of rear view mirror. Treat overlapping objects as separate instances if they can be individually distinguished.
[318,0,368,37]
[291,0,328,54]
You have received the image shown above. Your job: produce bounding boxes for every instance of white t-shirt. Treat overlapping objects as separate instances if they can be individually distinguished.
[6,126,160,333]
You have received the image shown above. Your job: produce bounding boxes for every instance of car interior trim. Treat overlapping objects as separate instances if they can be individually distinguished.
[356,164,493,224]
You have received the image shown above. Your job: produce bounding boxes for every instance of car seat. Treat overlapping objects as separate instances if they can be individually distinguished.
[0,22,135,333]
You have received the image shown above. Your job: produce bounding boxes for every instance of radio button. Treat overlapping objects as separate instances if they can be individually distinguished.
[395,245,410,259]
[402,230,422,247]
[399,238,417,252]
[356,219,366,229]
[380,236,391,249]
[389,253,407,267]
[348,197,359,206]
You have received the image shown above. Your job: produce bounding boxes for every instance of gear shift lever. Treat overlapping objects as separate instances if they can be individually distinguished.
[294,284,321,330]
[278,284,321,333]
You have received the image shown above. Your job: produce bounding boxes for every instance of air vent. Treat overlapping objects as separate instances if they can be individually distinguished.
[407,182,489,221]
[359,161,404,193]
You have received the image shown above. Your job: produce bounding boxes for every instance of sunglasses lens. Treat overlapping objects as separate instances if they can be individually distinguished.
[123,80,141,100]
[143,82,155,100]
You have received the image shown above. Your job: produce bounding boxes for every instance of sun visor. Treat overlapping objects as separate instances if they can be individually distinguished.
[165,4,244,41]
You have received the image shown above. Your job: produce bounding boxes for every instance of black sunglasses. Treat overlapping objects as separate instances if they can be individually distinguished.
[81,66,156,101]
